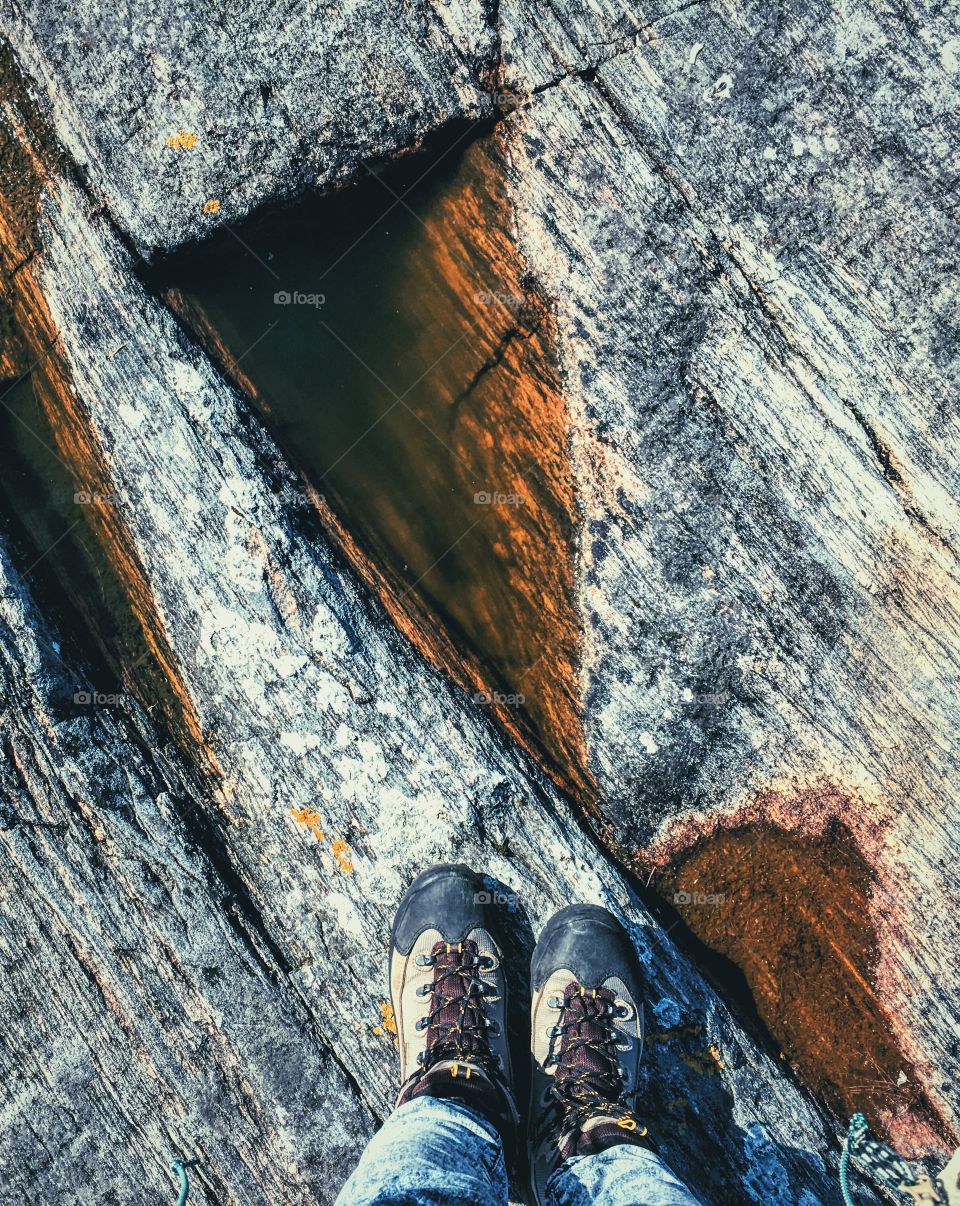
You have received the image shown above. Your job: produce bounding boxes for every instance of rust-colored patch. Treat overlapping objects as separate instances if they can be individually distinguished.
[654,819,949,1149]
[290,806,325,841]
[202,198,221,215]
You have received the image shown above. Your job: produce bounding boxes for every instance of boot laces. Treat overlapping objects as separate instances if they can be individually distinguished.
[547,983,634,1130]
[415,939,500,1077]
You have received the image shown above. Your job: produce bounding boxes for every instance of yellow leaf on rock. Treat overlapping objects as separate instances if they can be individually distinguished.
[202,198,221,215]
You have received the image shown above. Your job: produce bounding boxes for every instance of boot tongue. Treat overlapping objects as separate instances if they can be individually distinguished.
[423,939,488,1062]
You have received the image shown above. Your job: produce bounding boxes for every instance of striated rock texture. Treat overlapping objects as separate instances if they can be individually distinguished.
[0,107,860,1200]
[2,0,496,254]
[499,0,960,1153]
[1,0,958,1199]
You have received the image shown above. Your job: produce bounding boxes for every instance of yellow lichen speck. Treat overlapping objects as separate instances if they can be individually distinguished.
[375,1001,398,1041]
[331,838,354,874]
[166,129,198,150]
[290,806,325,842]
[202,198,221,215]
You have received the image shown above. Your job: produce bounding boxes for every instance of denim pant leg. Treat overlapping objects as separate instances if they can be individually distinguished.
[334,1096,509,1206]
[546,1144,703,1206]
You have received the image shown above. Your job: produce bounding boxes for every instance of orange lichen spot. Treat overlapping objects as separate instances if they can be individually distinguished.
[290,806,325,842]
[680,1046,725,1077]
[166,129,198,151]
[706,1044,725,1071]
[331,838,354,874]
[202,198,221,215]
[379,1001,398,1035]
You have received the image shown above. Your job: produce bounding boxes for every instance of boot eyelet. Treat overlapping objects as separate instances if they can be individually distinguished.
[415,955,434,966]
[416,985,432,997]
[547,996,563,1009]
[415,1017,429,1031]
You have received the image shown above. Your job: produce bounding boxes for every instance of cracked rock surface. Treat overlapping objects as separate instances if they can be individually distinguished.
[1,0,958,1199]
[501,0,960,1149]
[2,0,495,254]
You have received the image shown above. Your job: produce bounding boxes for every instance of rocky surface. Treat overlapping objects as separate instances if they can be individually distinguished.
[0,133,859,1201]
[1,0,495,255]
[0,545,375,1203]
[1,0,957,1199]
[501,0,960,1151]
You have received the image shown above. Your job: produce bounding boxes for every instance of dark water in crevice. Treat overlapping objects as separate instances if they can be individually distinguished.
[0,371,185,733]
[152,125,591,799]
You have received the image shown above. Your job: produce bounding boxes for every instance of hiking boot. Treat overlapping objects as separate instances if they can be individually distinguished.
[529,903,652,1203]
[389,864,519,1145]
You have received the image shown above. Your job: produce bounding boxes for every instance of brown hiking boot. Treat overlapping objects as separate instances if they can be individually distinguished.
[389,864,519,1144]
[529,904,652,1203]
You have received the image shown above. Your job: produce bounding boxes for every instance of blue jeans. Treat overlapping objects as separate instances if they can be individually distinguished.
[335,1096,702,1205]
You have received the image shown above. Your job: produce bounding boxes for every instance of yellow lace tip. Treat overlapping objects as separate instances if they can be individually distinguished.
[617,1117,638,1131]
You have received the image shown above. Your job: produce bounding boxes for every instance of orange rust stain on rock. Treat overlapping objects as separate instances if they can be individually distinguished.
[0,83,213,773]
[656,818,948,1147]
[397,131,590,802]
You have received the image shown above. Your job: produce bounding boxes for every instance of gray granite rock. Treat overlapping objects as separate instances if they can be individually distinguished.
[3,0,958,1196]
[503,0,960,1150]
[1,0,495,255]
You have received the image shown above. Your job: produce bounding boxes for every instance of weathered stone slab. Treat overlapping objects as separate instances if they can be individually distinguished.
[0,544,375,1202]
[4,0,958,1194]
[1,0,495,254]
[501,0,960,1153]
[0,88,862,1204]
